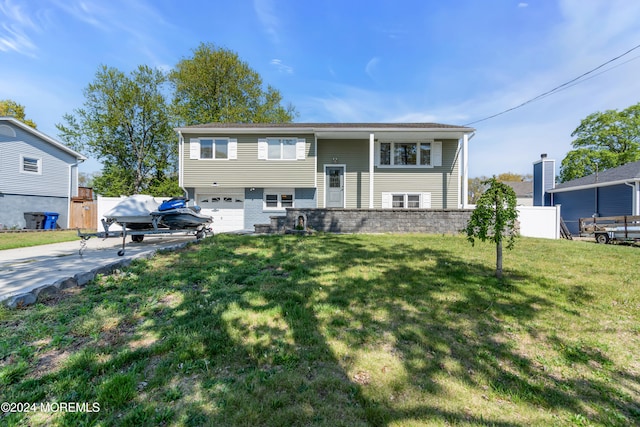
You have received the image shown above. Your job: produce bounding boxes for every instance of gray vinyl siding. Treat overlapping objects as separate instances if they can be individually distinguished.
[183,133,316,188]
[0,123,76,198]
[373,140,459,209]
[316,139,370,208]
[244,187,317,229]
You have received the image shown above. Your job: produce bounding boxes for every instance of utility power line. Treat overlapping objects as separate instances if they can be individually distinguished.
[464,42,640,126]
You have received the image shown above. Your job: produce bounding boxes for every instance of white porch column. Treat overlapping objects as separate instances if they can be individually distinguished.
[635,182,640,215]
[178,131,184,188]
[461,133,469,208]
[369,133,375,209]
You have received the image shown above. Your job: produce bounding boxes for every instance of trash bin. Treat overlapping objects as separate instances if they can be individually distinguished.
[24,212,46,229]
[43,212,60,230]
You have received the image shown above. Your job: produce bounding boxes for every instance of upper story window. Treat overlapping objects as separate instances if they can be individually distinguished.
[21,155,41,174]
[189,138,237,160]
[378,141,441,167]
[200,138,228,159]
[258,138,306,160]
[268,137,296,160]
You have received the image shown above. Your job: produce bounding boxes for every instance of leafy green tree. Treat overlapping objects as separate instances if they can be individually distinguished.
[0,99,37,128]
[466,178,518,279]
[496,172,532,182]
[57,65,177,196]
[469,173,531,203]
[170,42,297,125]
[559,103,640,182]
[468,176,489,204]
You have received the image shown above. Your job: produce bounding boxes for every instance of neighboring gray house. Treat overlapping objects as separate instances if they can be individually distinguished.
[176,122,475,232]
[533,155,640,234]
[503,181,533,206]
[0,117,86,229]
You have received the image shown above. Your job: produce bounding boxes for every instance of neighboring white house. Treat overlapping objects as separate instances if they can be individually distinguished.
[0,117,86,229]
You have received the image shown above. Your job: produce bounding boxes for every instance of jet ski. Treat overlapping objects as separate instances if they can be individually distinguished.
[151,197,212,230]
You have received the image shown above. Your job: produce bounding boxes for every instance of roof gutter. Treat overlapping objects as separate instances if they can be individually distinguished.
[548,178,640,193]
[174,125,476,135]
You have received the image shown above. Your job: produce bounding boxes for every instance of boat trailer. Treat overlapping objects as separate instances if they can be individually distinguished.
[77,217,212,256]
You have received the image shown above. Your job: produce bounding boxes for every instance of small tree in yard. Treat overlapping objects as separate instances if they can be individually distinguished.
[466,178,518,279]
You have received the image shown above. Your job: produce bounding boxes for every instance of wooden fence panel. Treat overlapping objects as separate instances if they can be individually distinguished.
[70,200,97,230]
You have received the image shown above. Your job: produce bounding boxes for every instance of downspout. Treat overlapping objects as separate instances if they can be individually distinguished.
[178,131,188,198]
[624,181,639,215]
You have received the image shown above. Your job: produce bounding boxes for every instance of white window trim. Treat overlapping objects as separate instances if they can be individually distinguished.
[189,137,237,160]
[376,140,442,168]
[381,192,431,209]
[263,188,295,211]
[20,154,42,175]
[258,137,306,160]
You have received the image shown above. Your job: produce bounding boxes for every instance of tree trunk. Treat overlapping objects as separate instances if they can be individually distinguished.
[496,239,503,279]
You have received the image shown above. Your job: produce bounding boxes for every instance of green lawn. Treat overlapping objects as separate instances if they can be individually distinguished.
[1,233,638,426]
[0,230,79,251]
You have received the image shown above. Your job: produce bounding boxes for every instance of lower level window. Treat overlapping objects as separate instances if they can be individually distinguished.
[383,192,431,209]
[392,194,420,208]
[264,189,294,210]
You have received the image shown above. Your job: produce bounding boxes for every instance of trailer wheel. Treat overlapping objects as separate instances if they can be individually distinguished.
[131,235,144,243]
[595,233,609,244]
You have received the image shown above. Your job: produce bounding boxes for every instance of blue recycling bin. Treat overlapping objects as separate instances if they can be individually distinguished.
[43,212,59,230]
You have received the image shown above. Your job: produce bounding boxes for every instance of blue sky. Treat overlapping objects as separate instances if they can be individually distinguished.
[2,0,640,178]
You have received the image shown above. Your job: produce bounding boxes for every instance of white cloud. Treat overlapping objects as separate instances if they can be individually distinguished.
[365,57,380,80]
[0,0,40,56]
[51,0,177,69]
[51,0,109,31]
[270,59,293,74]
[518,3,528,7]
[253,0,280,44]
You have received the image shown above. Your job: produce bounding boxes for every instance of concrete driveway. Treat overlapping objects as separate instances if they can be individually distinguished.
[0,233,202,308]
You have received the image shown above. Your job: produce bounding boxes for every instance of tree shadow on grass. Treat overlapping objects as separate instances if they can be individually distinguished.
[3,234,638,426]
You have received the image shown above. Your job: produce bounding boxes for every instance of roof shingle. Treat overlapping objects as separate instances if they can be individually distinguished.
[182,122,474,130]
[553,159,640,190]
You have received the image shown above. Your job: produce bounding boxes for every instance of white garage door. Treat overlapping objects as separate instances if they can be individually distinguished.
[197,192,244,233]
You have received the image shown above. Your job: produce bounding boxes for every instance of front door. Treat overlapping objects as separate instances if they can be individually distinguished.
[325,166,345,208]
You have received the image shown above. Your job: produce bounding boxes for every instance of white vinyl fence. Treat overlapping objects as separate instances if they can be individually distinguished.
[516,205,561,239]
[467,205,561,239]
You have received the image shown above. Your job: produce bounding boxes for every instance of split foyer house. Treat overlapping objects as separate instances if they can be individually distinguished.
[176,123,475,232]
[0,117,86,229]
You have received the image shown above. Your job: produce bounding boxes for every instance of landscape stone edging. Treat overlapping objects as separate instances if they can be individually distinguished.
[2,242,189,309]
